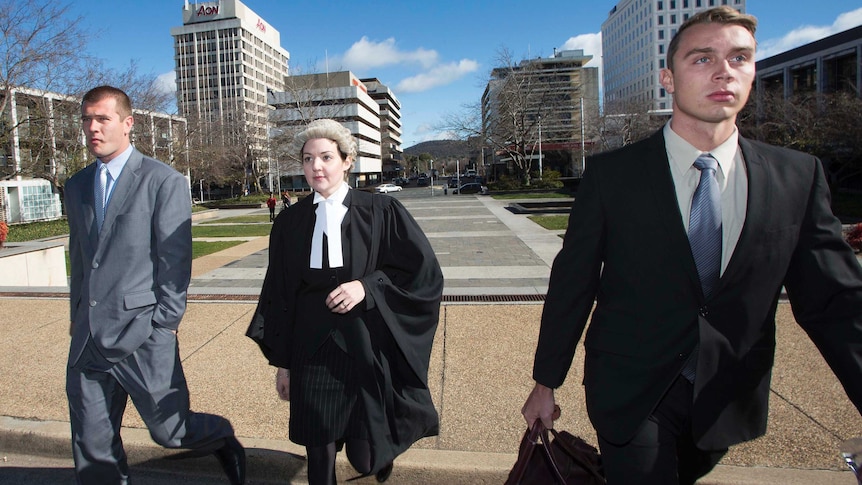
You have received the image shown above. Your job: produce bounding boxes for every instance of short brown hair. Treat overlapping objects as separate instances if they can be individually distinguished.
[666,6,757,70]
[81,85,133,119]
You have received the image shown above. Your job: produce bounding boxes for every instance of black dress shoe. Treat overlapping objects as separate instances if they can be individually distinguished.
[214,436,246,485]
[375,461,393,483]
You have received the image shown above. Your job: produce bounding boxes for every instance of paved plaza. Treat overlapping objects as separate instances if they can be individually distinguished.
[0,188,859,484]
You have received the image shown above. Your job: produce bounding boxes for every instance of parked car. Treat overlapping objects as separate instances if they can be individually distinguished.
[453,183,488,195]
[416,176,429,187]
[375,183,403,193]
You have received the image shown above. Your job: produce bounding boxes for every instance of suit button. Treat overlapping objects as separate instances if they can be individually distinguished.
[699,306,709,317]
[89,300,97,307]
[92,261,99,269]
[677,353,686,360]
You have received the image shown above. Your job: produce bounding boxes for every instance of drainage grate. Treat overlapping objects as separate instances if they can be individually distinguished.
[0,292,547,303]
[442,294,546,302]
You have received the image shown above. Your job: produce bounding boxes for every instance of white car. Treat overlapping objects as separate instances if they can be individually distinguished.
[376,183,403,193]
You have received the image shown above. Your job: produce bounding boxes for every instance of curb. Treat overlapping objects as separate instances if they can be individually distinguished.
[0,416,514,484]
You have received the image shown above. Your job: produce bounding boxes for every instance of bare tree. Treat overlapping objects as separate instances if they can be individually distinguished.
[592,98,668,152]
[441,48,599,184]
[739,89,862,192]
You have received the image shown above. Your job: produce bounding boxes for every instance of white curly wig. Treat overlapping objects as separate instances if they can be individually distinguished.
[293,119,358,163]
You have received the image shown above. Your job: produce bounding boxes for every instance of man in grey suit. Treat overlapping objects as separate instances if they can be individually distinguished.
[522,7,862,485]
[64,86,245,484]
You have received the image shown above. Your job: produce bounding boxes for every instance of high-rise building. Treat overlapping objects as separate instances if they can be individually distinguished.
[171,0,289,189]
[482,49,599,178]
[268,71,385,189]
[601,0,747,112]
[360,78,404,181]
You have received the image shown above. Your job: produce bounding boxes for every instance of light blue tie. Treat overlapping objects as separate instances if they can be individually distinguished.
[681,154,721,383]
[689,154,722,299]
[95,164,108,231]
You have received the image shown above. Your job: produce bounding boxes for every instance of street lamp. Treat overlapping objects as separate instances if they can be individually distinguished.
[538,115,543,179]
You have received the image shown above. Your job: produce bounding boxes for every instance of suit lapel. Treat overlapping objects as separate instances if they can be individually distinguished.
[719,137,769,286]
[81,163,99,256]
[642,130,703,292]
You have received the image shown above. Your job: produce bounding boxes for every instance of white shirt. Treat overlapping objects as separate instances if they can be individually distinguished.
[310,182,350,269]
[663,122,748,275]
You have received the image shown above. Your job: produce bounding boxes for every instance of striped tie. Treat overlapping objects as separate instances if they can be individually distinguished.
[95,164,108,231]
[689,154,722,299]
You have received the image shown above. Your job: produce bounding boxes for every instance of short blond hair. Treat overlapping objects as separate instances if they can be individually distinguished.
[667,6,757,70]
[293,119,358,163]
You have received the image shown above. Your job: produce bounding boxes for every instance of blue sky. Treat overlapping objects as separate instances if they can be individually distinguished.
[69,1,862,148]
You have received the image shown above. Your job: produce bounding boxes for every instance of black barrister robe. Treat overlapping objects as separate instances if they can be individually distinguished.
[248,189,443,475]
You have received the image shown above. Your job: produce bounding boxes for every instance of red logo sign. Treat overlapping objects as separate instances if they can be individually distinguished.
[256,18,266,33]
[196,5,219,16]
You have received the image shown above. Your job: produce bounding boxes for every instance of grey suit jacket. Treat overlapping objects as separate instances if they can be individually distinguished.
[534,129,862,448]
[65,147,192,365]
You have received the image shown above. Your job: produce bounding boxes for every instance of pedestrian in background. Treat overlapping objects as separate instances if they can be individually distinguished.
[522,8,862,485]
[249,119,443,484]
[267,193,278,221]
[64,85,245,485]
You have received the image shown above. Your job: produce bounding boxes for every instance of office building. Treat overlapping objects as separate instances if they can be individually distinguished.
[360,78,404,180]
[0,86,187,223]
[601,0,747,112]
[756,25,862,98]
[268,71,385,189]
[171,0,290,190]
[482,49,600,178]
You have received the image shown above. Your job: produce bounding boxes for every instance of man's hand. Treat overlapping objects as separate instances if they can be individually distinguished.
[326,280,366,313]
[276,368,290,401]
[521,382,558,428]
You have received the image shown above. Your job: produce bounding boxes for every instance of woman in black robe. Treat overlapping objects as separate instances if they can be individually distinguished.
[248,119,443,484]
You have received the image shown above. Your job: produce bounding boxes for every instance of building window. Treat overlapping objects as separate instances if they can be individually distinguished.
[660,88,666,97]
[671,14,676,24]
[660,59,666,68]
[659,44,665,54]
[658,0,663,9]
[670,0,676,7]
[683,0,689,6]
[658,15,664,25]
[659,30,665,40]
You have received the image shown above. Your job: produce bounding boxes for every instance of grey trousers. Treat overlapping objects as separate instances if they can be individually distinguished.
[66,326,234,485]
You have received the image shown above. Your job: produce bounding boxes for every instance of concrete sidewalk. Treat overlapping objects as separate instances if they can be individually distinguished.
[0,196,859,484]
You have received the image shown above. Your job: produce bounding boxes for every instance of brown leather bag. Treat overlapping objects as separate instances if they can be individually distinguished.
[505,419,605,485]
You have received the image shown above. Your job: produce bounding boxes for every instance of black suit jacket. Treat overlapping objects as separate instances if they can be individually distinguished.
[534,129,862,448]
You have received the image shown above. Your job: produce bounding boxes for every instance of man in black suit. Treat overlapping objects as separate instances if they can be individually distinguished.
[522,7,862,485]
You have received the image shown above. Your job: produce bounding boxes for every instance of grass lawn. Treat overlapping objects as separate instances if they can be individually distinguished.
[198,215,271,224]
[192,224,272,238]
[192,240,246,259]
[491,191,571,200]
[528,214,569,230]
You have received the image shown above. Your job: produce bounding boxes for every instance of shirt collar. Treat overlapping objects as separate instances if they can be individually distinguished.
[98,144,134,180]
[312,182,350,206]
[664,121,738,177]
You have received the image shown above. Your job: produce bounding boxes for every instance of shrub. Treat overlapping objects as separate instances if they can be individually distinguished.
[845,223,862,252]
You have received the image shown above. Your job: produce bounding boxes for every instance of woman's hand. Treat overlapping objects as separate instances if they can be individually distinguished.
[276,368,290,401]
[326,280,366,313]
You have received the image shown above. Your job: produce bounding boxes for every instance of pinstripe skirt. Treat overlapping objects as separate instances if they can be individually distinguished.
[288,335,369,446]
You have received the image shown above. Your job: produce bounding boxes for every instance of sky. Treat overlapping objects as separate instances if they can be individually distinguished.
[67,0,862,148]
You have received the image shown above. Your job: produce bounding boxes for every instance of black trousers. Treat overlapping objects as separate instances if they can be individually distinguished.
[597,375,727,485]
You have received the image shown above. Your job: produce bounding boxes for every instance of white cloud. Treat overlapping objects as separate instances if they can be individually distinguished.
[560,32,603,72]
[757,7,862,59]
[154,71,176,94]
[337,36,439,71]
[395,59,480,93]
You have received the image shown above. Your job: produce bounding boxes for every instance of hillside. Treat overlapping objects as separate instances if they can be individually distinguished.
[404,139,476,160]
